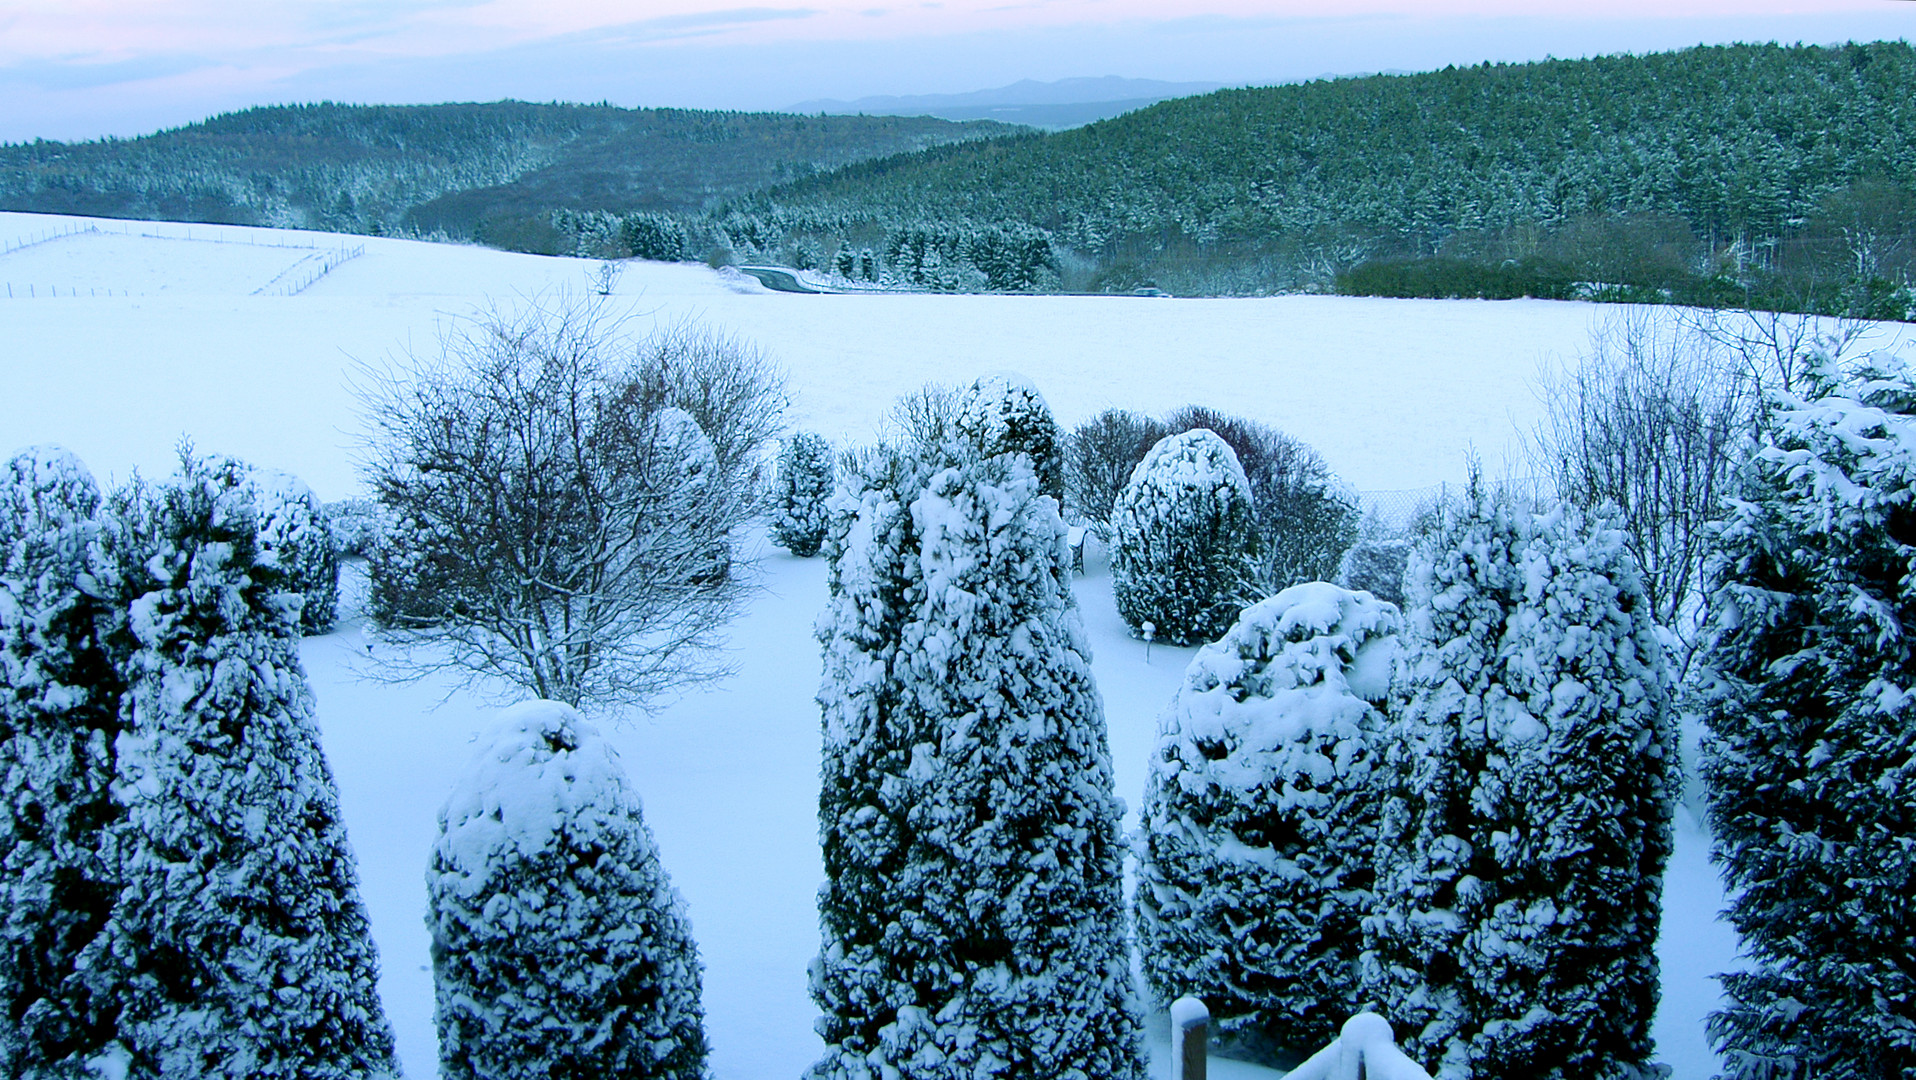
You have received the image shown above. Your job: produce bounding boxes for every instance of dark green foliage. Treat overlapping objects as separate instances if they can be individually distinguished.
[429,702,707,1080]
[92,454,397,1078]
[1164,407,1359,595]
[0,448,124,1077]
[811,449,1145,1080]
[1698,359,1916,1080]
[1111,429,1257,645]
[1137,583,1401,1064]
[1366,491,1676,1080]
[955,374,1065,503]
[770,432,834,558]
[0,102,1013,251]
[764,42,1916,306]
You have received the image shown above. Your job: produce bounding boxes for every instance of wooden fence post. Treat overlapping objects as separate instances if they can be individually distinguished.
[1171,996,1208,1080]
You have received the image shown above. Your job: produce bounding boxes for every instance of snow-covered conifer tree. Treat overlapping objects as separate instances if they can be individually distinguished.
[1111,429,1256,645]
[770,431,835,557]
[1137,582,1401,1060]
[1365,487,1676,1080]
[90,454,396,1079]
[811,449,1145,1080]
[0,446,124,1076]
[428,700,707,1080]
[1698,357,1916,1080]
[955,372,1065,503]
[248,468,339,634]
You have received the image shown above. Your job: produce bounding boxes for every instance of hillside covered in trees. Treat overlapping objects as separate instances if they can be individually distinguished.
[734,41,1915,313]
[4,42,1912,316]
[0,102,1014,253]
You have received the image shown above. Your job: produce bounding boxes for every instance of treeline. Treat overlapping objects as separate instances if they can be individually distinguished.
[0,101,1014,250]
[741,41,1916,314]
[8,43,1915,316]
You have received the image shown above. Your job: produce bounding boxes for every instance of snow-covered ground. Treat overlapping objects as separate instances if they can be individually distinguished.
[12,210,1887,1080]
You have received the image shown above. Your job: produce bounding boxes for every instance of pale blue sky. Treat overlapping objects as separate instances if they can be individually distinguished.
[2,1,1912,142]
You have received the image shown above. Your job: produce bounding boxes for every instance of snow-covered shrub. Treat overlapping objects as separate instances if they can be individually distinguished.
[770,431,834,557]
[954,372,1065,503]
[1365,485,1676,1080]
[0,446,125,1076]
[1336,536,1411,607]
[249,468,339,634]
[323,498,380,558]
[1137,582,1402,1061]
[429,700,707,1080]
[1164,406,1359,595]
[93,453,396,1078]
[1697,357,1916,1080]
[362,299,752,709]
[1064,408,1171,535]
[1112,429,1257,645]
[811,449,1146,1080]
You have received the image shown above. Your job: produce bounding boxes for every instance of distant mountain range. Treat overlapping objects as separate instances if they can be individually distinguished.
[791,77,1226,130]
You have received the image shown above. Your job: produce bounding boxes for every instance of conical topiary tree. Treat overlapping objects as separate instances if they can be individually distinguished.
[1698,357,1916,1080]
[1365,486,1676,1080]
[811,449,1146,1080]
[1137,581,1402,1062]
[1112,428,1257,645]
[0,446,125,1077]
[88,453,397,1079]
[955,372,1065,504]
[770,431,835,557]
[428,700,707,1080]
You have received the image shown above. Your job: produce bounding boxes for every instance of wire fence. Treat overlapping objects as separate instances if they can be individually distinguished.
[252,244,366,296]
[1356,476,1553,533]
[0,219,366,298]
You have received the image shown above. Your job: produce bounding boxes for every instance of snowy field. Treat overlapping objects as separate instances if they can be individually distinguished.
[13,210,1894,1079]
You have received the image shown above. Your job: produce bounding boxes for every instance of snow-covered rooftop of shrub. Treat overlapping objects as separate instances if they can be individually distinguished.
[433,700,639,898]
[1160,581,1400,798]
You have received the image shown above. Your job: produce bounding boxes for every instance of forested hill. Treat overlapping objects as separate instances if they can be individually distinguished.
[0,101,1015,251]
[738,41,1916,309]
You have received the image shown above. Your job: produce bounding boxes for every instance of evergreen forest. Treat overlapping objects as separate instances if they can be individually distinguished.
[3,41,1912,316]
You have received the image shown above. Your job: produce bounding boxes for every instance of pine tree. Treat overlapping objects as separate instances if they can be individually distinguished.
[0,446,124,1077]
[87,454,396,1079]
[248,468,340,634]
[770,431,835,558]
[1111,429,1256,645]
[811,449,1146,1080]
[955,373,1065,504]
[429,700,707,1080]
[1136,582,1402,1061]
[1364,487,1676,1080]
[1698,357,1916,1080]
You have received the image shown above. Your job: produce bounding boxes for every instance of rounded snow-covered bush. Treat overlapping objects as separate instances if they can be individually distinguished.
[1112,429,1256,645]
[955,372,1065,502]
[770,431,834,557]
[1137,582,1401,1061]
[429,700,707,1080]
[1365,487,1675,1080]
[248,469,339,634]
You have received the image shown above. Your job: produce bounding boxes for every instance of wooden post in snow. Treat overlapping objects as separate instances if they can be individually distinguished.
[1171,996,1209,1080]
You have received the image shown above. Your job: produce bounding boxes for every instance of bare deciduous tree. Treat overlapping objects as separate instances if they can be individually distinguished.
[1533,308,1749,665]
[359,297,779,712]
